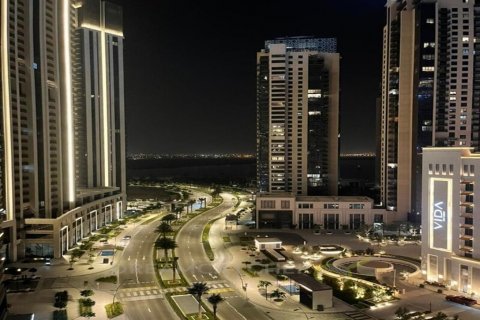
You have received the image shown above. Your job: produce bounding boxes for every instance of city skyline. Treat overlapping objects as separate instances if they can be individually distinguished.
[116,0,385,154]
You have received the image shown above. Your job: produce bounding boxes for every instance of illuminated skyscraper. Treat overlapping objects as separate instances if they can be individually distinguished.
[380,0,480,221]
[0,0,126,260]
[256,37,340,196]
[421,147,480,295]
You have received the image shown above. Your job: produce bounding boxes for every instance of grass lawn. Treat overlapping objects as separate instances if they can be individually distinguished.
[105,302,123,318]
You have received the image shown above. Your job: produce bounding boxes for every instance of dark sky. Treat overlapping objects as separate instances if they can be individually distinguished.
[116,0,386,154]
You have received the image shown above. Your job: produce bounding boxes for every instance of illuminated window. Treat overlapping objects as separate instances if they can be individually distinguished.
[426,18,435,24]
[422,66,435,72]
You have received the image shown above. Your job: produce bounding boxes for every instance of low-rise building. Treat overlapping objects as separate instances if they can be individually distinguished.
[422,148,480,295]
[255,193,387,229]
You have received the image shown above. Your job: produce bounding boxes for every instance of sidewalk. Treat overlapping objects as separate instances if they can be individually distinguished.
[210,215,356,317]
[7,212,162,280]
[5,212,165,320]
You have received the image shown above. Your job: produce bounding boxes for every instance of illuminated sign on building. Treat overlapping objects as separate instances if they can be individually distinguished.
[429,178,452,252]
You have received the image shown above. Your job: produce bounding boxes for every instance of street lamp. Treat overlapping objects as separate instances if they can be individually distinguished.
[227,267,248,300]
[391,268,397,289]
[112,278,133,305]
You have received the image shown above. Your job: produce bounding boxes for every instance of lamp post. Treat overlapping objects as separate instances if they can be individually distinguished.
[227,267,248,300]
[392,268,396,289]
[112,278,133,305]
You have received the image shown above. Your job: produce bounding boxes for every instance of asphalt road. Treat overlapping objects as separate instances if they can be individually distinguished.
[176,192,270,320]
[118,215,178,320]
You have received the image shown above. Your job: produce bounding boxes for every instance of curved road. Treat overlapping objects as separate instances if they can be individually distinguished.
[176,192,270,320]
[117,215,178,320]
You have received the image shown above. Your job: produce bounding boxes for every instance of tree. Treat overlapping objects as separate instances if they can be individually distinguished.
[155,237,177,265]
[162,213,177,225]
[82,311,95,319]
[174,207,183,219]
[430,313,449,320]
[80,298,96,307]
[394,307,426,320]
[80,289,94,297]
[68,249,84,269]
[188,282,210,319]
[207,293,224,320]
[156,222,173,237]
[187,199,196,213]
[257,280,272,300]
[270,289,286,301]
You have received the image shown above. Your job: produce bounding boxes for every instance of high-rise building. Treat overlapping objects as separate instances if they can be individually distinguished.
[379,0,479,221]
[0,0,126,261]
[256,37,340,196]
[421,147,480,296]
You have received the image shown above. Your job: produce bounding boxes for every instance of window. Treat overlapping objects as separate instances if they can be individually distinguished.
[261,200,275,209]
[280,200,290,209]
[422,66,435,72]
[349,204,365,209]
[324,203,339,209]
[426,18,434,24]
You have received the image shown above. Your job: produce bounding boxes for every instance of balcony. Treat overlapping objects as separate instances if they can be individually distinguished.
[459,234,473,241]
[459,246,473,252]
[460,223,474,229]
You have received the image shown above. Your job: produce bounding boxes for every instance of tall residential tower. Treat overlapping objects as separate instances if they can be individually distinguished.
[257,37,340,196]
[0,0,126,260]
[380,0,480,221]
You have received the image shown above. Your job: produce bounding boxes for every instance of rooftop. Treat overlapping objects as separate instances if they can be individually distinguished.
[254,237,282,243]
[287,272,331,291]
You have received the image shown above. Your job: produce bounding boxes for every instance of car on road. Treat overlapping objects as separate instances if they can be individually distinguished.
[445,295,477,306]
[122,235,131,240]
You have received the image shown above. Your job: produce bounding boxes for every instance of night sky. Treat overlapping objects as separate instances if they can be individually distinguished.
[116,0,386,154]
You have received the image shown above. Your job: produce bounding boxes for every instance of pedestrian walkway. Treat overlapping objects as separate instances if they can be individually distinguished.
[6,212,163,281]
[118,286,164,301]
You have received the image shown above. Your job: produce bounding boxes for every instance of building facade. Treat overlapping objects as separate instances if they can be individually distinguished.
[256,193,386,230]
[380,0,480,221]
[257,37,340,196]
[422,147,480,296]
[0,0,126,260]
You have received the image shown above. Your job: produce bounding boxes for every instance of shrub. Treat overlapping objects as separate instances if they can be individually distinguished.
[251,265,265,272]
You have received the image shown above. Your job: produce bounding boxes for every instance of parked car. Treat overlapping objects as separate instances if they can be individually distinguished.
[445,295,477,306]
[122,235,131,240]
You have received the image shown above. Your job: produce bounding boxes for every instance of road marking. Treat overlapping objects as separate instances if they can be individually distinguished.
[225,300,247,320]
[135,259,140,283]
[148,307,152,312]
[143,256,146,261]
[193,274,198,281]
[128,256,130,261]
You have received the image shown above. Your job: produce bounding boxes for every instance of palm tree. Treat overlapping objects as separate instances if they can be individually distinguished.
[257,280,272,300]
[162,213,177,225]
[188,282,210,319]
[156,222,173,237]
[270,289,286,301]
[207,293,224,320]
[155,237,177,265]
[188,199,196,213]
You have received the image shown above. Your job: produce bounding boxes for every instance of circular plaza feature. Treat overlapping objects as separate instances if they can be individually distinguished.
[357,260,394,277]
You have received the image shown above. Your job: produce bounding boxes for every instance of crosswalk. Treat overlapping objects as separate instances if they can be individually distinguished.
[118,282,234,302]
